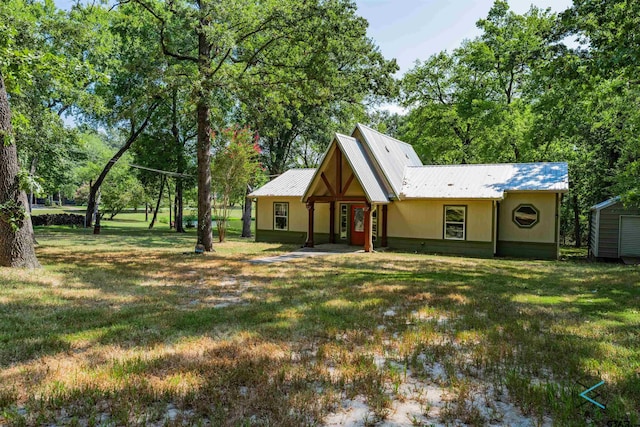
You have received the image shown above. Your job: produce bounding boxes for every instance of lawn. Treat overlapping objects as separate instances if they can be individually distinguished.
[0,219,638,426]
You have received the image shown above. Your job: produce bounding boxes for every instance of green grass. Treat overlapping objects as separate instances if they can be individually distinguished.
[0,218,638,426]
[32,205,251,239]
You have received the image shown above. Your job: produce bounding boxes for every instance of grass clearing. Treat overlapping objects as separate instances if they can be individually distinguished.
[1,221,639,426]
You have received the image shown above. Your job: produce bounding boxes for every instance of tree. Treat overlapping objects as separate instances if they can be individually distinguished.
[0,0,49,268]
[0,71,40,267]
[131,87,197,233]
[100,161,146,220]
[559,0,640,203]
[235,0,398,175]
[400,1,554,164]
[210,126,262,242]
[366,110,404,138]
[82,3,169,229]
[521,0,640,245]
[130,0,397,251]
[7,1,112,210]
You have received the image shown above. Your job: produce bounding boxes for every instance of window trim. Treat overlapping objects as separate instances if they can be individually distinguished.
[340,203,348,240]
[372,206,378,242]
[512,204,539,229]
[273,202,289,231]
[443,205,467,241]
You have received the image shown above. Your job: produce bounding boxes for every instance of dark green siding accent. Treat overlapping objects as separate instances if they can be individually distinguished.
[496,240,557,260]
[386,237,493,258]
[256,229,305,244]
[256,229,337,246]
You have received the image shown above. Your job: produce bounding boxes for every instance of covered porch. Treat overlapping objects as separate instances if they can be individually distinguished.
[301,134,391,252]
[303,198,388,252]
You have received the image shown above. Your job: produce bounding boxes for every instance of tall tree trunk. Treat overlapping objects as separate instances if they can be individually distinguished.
[149,176,166,230]
[196,29,214,251]
[85,101,160,228]
[170,89,186,234]
[173,191,177,230]
[196,98,213,250]
[0,73,40,268]
[93,188,101,234]
[175,179,185,233]
[573,193,581,248]
[167,179,172,228]
[27,157,37,212]
[241,186,252,238]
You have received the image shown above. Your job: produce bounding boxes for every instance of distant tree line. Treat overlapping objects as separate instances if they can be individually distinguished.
[392,0,639,247]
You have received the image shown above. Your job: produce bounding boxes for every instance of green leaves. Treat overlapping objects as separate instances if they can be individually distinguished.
[100,161,146,219]
[0,199,26,233]
[210,125,262,241]
[399,2,558,164]
[228,0,397,173]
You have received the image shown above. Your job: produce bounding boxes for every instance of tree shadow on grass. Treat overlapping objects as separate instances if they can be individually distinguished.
[1,248,638,425]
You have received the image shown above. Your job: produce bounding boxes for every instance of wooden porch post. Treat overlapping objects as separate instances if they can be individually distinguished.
[363,203,372,252]
[381,204,388,247]
[329,201,335,243]
[305,201,315,247]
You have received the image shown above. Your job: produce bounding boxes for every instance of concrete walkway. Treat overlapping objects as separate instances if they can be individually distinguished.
[249,244,360,264]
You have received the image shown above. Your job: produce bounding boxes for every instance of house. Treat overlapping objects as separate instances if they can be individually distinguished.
[249,124,569,259]
[589,197,640,259]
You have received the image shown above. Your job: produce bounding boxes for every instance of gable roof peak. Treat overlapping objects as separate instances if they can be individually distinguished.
[301,133,390,204]
[355,123,414,149]
[352,123,422,198]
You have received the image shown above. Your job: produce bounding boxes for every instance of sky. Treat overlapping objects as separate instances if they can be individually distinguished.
[354,0,573,74]
[54,0,573,75]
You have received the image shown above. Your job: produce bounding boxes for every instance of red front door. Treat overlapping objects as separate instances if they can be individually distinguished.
[350,205,365,246]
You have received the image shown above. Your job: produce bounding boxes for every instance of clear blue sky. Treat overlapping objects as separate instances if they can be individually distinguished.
[54,0,573,75]
[354,0,573,74]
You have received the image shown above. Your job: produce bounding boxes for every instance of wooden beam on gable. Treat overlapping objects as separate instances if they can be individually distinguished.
[308,195,367,203]
[341,173,355,196]
[320,172,336,197]
[336,149,343,195]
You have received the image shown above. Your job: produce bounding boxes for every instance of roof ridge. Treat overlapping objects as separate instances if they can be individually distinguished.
[356,123,412,147]
[335,132,356,140]
[406,162,567,168]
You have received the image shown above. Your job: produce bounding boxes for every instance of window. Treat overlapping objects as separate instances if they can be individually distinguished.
[513,204,539,228]
[353,208,364,232]
[372,207,378,241]
[340,204,347,239]
[274,202,288,230]
[444,206,466,240]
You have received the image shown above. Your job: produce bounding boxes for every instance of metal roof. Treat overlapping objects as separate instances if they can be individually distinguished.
[335,134,390,203]
[249,169,315,197]
[251,126,569,203]
[400,162,569,199]
[356,124,422,197]
[591,196,621,211]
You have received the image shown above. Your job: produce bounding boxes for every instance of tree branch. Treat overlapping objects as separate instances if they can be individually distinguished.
[132,0,198,63]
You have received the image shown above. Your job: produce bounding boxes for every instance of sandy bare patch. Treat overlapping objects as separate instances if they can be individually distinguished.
[322,352,551,427]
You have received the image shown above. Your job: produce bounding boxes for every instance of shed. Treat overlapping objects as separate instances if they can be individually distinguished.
[589,197,640,259]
